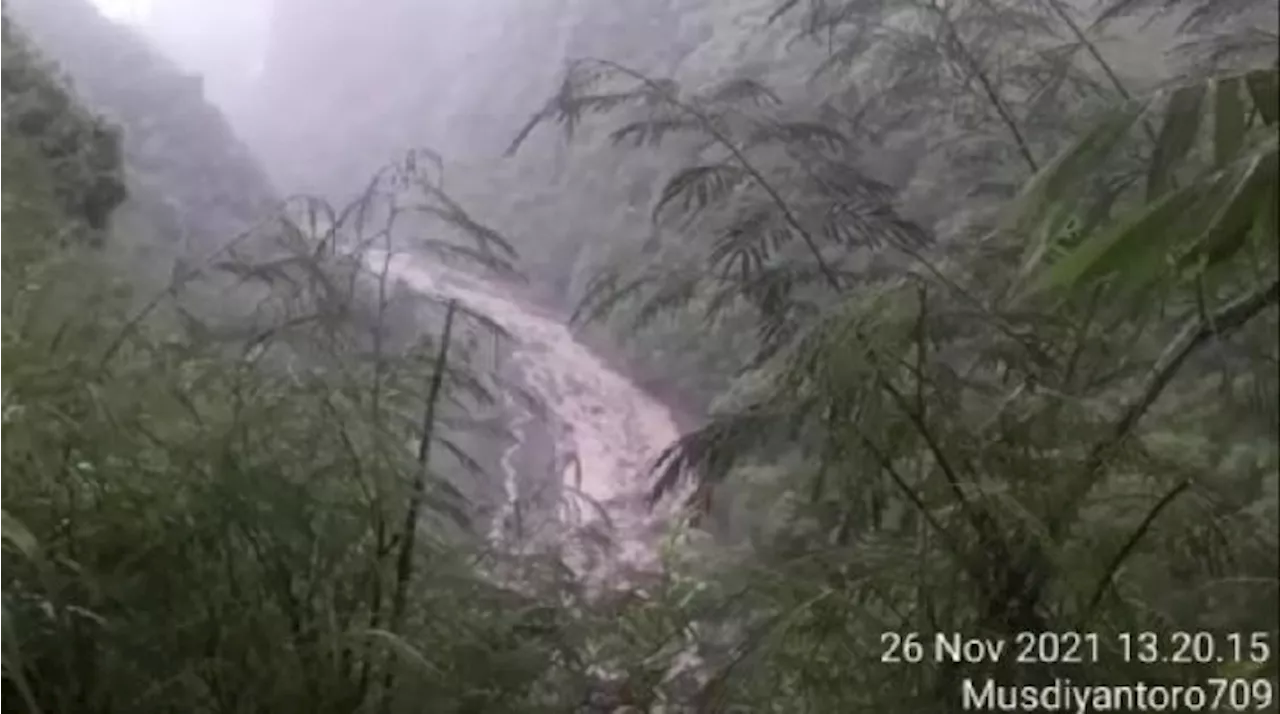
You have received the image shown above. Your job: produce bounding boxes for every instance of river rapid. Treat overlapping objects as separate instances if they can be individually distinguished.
[367,248,688,589]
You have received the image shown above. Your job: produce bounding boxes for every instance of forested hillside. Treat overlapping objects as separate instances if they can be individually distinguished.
[6,0,277,294]
[3,0,1278,712]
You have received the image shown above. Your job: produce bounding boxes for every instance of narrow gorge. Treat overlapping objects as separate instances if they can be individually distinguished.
[4,0,1276,712]
[370,249,686,587]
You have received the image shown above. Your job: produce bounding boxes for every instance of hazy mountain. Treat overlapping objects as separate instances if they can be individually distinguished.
[8,0,277,250]
[144,0,270,121]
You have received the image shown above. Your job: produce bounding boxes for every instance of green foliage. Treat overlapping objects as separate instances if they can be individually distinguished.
[510,55,930,373]
[1011,61,1277,297]
[502,0,1279,710]
[1,17,127,238]
[6,0,278,252]
[0,23,615,712]
[4,0,1279,712]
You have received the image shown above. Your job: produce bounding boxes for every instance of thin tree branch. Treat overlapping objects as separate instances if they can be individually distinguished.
[854,427,978,579]
[380,298,458,713]
[1081,479,1191,620]
[582,58,846,292]
[1052,278,1279,538]
[923,1,1040,172]
[1040,0,1161,143]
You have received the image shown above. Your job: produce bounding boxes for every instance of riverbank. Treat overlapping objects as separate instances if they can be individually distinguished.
[486,275,706,437]
[386,251,688,585]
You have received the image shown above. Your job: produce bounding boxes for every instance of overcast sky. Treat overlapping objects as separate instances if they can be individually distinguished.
[90,0,152,22]
[84,0,272,119]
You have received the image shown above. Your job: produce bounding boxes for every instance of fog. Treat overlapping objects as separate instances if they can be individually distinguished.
[80,0,698,589]
[88,0,700,203]
[9,0,1277,709]
[91,0,531,191]
[91,0,269,133]
[88,0,151,22]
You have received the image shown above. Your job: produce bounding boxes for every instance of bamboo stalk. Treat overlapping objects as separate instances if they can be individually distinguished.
[379,299,458,713]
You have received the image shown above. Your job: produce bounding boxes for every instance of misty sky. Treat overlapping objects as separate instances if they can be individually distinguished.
[91,0,152,22]
[88,0,272,119]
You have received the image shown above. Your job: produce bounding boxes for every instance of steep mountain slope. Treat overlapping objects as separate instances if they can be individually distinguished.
[247,0,566,198]
[5,0,1277,711]
[141,0,269,122]
[1,16,127,242]
[7,0,277,255]
[3,1,711,708]
[237,0,793,416]
[3,9,602,711]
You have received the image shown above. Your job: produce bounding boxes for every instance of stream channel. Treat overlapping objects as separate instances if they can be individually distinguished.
[368,248,689,590]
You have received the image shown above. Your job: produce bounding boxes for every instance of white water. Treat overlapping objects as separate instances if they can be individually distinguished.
[370,249,685,586]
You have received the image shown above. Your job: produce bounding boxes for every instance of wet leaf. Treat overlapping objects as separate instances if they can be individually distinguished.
[351,629,443,675]
[1147,83,1206,200]
[652,164,748,222]
[1213,77,1245,167]
[1,510,38,558]
[1179,140,1279,271]
[1005,101,1144,236]
[1245,68,1278,125]
[1027,185,1196,297]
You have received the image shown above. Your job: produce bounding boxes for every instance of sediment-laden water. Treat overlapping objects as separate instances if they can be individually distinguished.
[369,249,686,587]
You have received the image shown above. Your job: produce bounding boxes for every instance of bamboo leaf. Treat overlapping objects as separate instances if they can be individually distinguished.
[2,604,44,714]
[767,0,803,24]
[1026,185,1196,297]
[1253,176,1279,252]
[1006,101,1144,234]
[1,510,38,558]
[651,164,748,222]
[1213,77,1246,166]
[570,271,655,326]
[1147,83,1206,200]
[633,274,700,330]
[1245,68,1278,125]
[704,77,782,107]
[506,107,552,156]
[1179,141,1279,270]
[351,629,444,675]
[609,116,701,147]
[1017,201,1077,284]
[748,121,850,151]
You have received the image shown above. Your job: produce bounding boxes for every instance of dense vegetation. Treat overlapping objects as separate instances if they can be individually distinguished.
[7,0,275,273]
[3,0,1278,713]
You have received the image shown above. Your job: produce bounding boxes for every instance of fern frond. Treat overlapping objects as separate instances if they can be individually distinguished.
[405,238,518,277]
[652,164,750,222]
[570,269,656,327]
[828,199,932,249]
[632,273,701,331]
[748,121,850,152]
[703,77,783,107]
[767,0,805,25]
[708,207,787,279]
[952,4,1064,39]
[806,161,898,204]
[505,61,649,155]
[609,116,703,147]
[1095,0,1273,33]
[648,405,797,506]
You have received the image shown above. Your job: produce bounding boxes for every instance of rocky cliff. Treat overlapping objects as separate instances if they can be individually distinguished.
[7,0,277,250]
